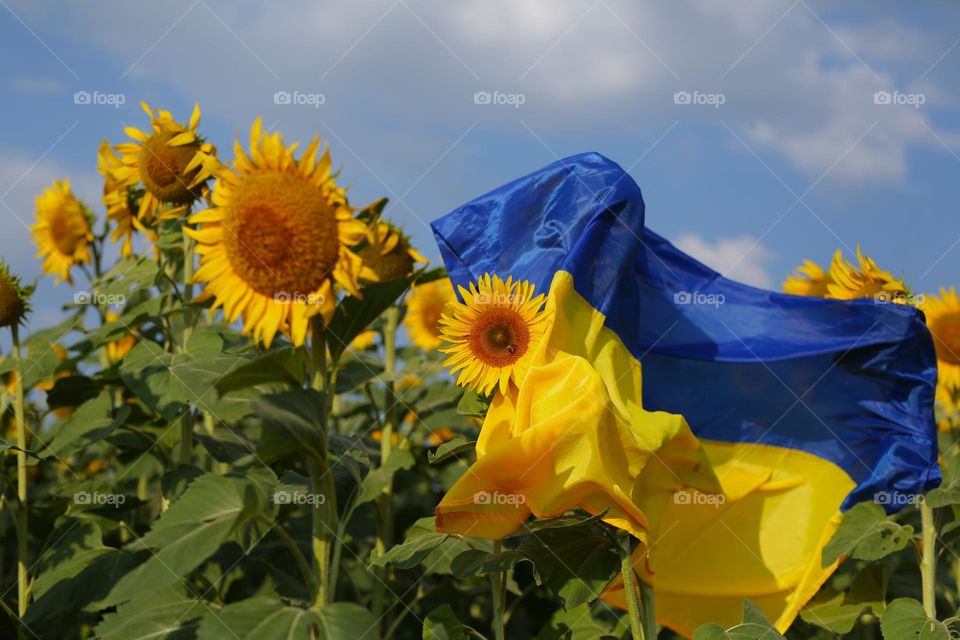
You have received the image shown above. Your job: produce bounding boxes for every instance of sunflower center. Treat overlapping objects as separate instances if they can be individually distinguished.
[932,312,960,365]
[0,275,25,328]
[468,307,530,367]
[139,131,203,204]
[357,245,414,282]
[50,210,80,256]
[222,171,341,299]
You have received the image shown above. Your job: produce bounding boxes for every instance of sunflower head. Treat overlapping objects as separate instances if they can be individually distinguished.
[105,311,137,363]
[188,119,372,347]
[355,210,427,282]
[111,102,216,224]
[32,179,93,284]
[404,279,455,350]
[439,274,550,395]
[783,259,830,297]
[922,287,960,399]
[0,262,31,328]
[826,247,908,302]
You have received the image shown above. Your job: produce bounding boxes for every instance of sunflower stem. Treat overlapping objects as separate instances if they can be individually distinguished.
[617,530,645,640]
[11,324,28,637]
[309,318,337,608]
[921,499,937,618]
[374,306,400,631]
[491,540,507,640]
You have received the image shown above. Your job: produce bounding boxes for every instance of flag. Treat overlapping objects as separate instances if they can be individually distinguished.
[431,152,940,636]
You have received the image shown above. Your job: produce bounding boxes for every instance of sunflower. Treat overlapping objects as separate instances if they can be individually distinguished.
[350,330,378,351]
[105,311,137,363]
[32,180,93,284]
[922,288,960,401]
[783,259,830,297]
[0,262,30,328]
[98,140,152,256]
[356,217,428,282]
[826,247,908,302]
[111,102,216,223]
[187,119,375,347]
[404,279,454,350]
[439,274,550,395]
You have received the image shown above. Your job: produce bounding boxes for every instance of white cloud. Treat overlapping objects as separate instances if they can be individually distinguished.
[674,233,776,289]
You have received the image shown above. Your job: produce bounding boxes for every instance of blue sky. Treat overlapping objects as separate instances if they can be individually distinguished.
[1,0,959,349]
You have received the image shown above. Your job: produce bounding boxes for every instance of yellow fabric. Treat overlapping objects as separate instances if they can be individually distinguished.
[435,271,717,544]
[434,270,856,637]
[603,440,854,638]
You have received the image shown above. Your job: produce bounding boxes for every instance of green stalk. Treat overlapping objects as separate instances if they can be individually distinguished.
[374,306,400,628]
[617,530,645,640]
[491,540,506,640]
[178,227,196,467]
[640,580,656,640]
[309,318,337,608]
[12,324,28,636]
[921,500,937,618]
[255,514,315,598]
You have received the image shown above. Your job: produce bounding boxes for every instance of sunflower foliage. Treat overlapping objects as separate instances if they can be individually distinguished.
[0,104,957,640]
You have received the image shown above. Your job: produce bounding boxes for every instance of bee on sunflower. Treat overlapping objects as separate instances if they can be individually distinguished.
[439,273,551,395]
[109,102,216,224]
[187,119,376,347]
[404,279,455,351]
[32,180,94,284]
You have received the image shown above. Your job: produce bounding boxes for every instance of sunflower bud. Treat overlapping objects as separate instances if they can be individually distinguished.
[0,263,31,328]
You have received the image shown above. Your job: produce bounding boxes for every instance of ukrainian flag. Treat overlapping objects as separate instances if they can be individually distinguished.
[431,153,940,636]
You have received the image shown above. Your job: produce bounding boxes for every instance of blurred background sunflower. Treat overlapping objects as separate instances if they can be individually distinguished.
[404,279,454,350]
[922,288,960,402]
[31,179,93,284]
[187,119,375,347]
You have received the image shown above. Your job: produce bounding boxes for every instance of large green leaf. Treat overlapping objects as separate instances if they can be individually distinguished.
[215,346,306,394]
[800,565,888,633]
[423,605,470,640]
[879,598,950,640]
[356,449,415,506]
[255,389,328,462]
[94,587,206,640]
[40,391,130,460]
[328,277,411,361]
[822,502,914,566]
[373,531,450,570]
[449,548,524,579]
[427,438,475,465]
[97,474,261,609]
[692,601,786,639]
[198,597,317,640]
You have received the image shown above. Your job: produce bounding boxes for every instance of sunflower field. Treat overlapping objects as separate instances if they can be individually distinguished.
[2,102,960,640]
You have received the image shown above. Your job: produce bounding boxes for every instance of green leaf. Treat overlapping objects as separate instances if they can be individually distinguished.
[508,510,607,538]
[198,597,318,640]
[316,602,380,640]
[94,591,205,640]
[41,392,130,460]
[800,564,888,633]
[822,502,914,566]
[427,438,475,464]
[456,390,489,418]
[517,526,619,610]
[423,604,470,640]
[328,277,411,361]
[255,389,328,463]
[356,449,415,506]
[880,598,950,640]
[215,346,306,394]
[45,375,101,410]
[692,601,785,640]
[97,474,261,609]
[402,517,491,575]
[373,531,450,570]
[449,548,524,579]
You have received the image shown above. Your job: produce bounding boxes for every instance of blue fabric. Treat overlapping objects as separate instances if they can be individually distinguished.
[431,152,941,511]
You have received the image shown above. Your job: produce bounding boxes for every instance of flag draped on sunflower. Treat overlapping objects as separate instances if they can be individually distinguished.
[430,153,939,637]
